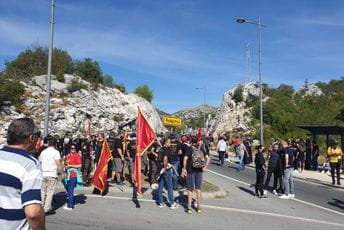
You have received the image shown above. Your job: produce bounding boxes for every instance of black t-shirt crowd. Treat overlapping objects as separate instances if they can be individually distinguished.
[112,138,123,159]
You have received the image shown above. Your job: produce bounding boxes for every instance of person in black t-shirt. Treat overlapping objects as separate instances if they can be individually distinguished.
[111,133,124,185]
[279,141,295,199]
[255,145,266,198]
[156,138,178,209]
[148,138,161,186]
[182,138,210,214]
[125,139,136,185]
[264,143,280,195]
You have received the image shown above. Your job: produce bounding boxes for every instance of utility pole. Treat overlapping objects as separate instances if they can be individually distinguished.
[245,42,251,84]
[43,0,55,137]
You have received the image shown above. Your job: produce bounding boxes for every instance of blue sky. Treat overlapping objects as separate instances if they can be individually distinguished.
[1,0,344,113]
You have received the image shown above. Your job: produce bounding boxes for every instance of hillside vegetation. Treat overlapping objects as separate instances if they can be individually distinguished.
[0,46,153,105]
[248,79,344,142]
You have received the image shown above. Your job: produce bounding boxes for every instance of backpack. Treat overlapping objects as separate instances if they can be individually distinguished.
[191,146,205,168]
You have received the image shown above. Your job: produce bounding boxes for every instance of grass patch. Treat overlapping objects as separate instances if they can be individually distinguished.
[202,180,220,193]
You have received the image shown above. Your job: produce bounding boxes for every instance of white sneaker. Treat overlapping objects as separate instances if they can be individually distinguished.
[272,190,278,195]
[279,194,290,199]
[63,206,73,210]
[157,203,166,208]
[263,190,267,195]
[170,203,178,210]
[289,194,295,198]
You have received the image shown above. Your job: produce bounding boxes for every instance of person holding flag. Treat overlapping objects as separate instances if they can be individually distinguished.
[134,107,156,195]
[91,138,112,194]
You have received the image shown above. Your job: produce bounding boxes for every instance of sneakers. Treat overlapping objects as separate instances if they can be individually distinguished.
[63,206,73,211]
[289,194,295,198]
[157,203,166,208]
[170,203,178,210]
[272,190,278,195]
[279,194,290,199]
[186,209,193,214]
[196,209,203,214]
[263,190,267,195]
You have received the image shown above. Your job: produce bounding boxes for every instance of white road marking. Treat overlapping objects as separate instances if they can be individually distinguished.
[207,169,251,186]
[216,155,344,191]
[83,194,344,227]
[207,169,344,217]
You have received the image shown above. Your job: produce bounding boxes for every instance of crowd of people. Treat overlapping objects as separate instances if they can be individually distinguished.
[1,118,343,230]
[220,137,343,199]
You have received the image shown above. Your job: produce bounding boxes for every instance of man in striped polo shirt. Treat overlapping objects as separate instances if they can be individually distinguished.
[0,118,46,230]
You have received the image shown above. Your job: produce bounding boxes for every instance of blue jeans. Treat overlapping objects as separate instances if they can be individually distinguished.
[171,161,180,190]
[283,167,294,195]
[66,177,77,208]
[238,155,245,170]
[157,169,174,205]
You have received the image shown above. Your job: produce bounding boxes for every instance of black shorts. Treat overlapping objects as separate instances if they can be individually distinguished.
[186,171,203,191]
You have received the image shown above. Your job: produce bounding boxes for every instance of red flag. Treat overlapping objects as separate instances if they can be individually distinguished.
[91,139,112,193]
[35,137,43,153]
[134,107,156,194]
[196,128,202,141]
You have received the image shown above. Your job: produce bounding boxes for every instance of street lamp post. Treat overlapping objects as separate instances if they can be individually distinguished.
[236,17,266,145]
[43,0,56,137]
[196,86,207,129]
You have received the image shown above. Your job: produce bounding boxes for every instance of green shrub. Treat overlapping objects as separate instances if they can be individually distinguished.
[3,46,73,82]
[74,58,102,84]
[232,85,244,103]
[134,84,153,102]
[113,114,124,122]
[0,79,25,106]
[67,79,88,93]
[114,83,126,93]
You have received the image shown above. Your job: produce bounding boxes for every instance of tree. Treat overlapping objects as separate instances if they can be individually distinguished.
[232,85,244,103]
[134,85,153,102]
[0,79,25,106]
[102,74,114,87]
[74,58,102,84]
[3,46,73,82]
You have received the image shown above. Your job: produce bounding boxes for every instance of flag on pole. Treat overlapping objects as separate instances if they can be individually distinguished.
[134,107,156,195]
[91,139,112,193]
[35,137,43,154]
[196,128,203,141]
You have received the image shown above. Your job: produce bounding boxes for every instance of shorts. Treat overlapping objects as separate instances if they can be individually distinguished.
[113,158,123,173]
[186,171,203,191]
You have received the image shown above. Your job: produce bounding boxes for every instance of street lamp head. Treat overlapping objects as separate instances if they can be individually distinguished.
[236,18,246,24]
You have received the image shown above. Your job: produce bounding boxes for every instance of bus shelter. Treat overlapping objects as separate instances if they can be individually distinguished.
[297,125,344,169]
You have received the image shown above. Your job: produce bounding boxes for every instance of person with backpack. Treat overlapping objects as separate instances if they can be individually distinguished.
[182,138,211,214]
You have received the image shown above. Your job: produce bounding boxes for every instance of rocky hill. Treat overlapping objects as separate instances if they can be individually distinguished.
[211,82,259,137]
[0,74,166,144]
[173,105,217,128]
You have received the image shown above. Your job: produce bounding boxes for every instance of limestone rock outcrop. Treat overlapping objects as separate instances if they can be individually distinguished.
[0,74,166,145]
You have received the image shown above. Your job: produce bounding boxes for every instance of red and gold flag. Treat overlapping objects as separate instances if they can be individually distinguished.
[91,139,112,193]
[35,137,43,153]
[134,107,156,194]
[196,128,203,141]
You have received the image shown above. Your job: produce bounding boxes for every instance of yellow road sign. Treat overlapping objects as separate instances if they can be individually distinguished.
[163,116,183,127]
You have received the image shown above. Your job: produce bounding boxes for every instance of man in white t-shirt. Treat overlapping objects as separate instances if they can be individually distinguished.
[39,135,63,212]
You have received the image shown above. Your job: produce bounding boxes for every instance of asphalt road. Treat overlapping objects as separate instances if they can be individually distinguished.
[46,156,344,230]
[208,156,344,214]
